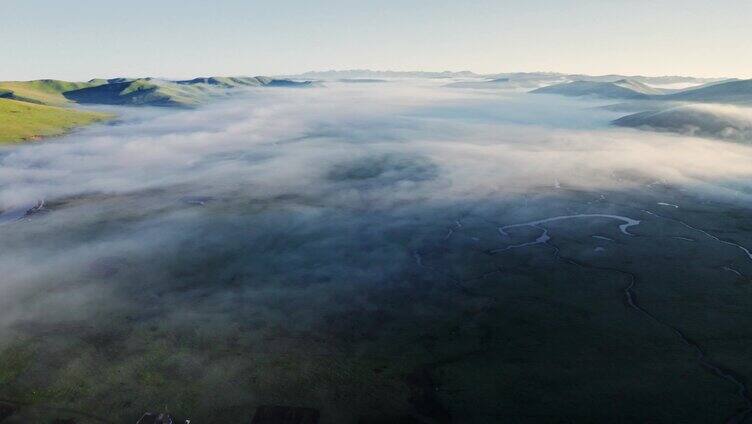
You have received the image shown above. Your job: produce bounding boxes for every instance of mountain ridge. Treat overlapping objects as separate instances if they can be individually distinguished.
[531,79,669,99]
[533,77,752,103]
[0,76,314,109]
[0,75,314,143]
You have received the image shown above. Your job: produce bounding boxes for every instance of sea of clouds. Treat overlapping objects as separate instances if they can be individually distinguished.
[4,79,752,338]
[2,80,752,420]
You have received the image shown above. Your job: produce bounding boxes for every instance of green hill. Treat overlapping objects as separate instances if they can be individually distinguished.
[0,76,313,110]
[0,75,313,143]
[176,76,274,87]
[0,98,112,144]
[0,79,105,106]
[64,76,313,107]
[176,76,315,88]
[63,78,209,107]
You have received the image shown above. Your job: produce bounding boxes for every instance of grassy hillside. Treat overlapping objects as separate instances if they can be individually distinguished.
[176,76,274,87]
[65,77,313,107]
[0,79,104,106]
[0,76,312,109]
[63,78,205,107]
[0,75,312,143]
[0,98,111,144]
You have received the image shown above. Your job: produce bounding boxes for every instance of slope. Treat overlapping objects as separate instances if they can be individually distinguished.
[0,98,112,143]
[663,79,752,104]
[532,79,665,99]
[0,80,105,106]
[613,104,752,142]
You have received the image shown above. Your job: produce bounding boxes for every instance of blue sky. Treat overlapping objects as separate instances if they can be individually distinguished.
[2,0,751,80]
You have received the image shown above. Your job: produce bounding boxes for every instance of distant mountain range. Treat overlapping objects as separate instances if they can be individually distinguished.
[445,78,511,89]
[282,69,724,88]
[281,69,481,80]
[531,78,751,104]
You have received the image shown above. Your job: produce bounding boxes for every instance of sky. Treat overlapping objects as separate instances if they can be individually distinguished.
[1,0,751,81]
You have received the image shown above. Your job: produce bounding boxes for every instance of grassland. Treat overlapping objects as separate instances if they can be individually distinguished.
[0,79,103,106]
[0,98,111,144]
[2,187,752,423]
[0,78,217,143]
[0,79,112,144]
[64,78,208,107]
[0,75,310,143]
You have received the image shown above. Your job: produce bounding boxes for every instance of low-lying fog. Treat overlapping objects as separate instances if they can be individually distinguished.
[3,80,752,423]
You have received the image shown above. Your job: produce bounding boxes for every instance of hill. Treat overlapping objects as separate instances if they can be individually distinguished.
[63,76,313,107]
[0,79,105,106]
[176,76,272,87]
[533,77,752,104]
[531,79,666,99]
[0,76,314,110]
[63,78,210,107]
[662,79,752,104]
[0,75,314,143]
[0,98,112,144]
[613,104,752,142]
[175,76,314,88]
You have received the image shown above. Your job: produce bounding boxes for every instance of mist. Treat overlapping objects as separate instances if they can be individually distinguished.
[3,81,752,423]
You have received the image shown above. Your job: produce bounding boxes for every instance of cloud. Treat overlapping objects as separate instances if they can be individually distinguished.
[4,81,752,324]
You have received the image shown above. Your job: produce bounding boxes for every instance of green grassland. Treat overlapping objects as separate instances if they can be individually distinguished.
[0,75,310,143]
[0,78,198,143]
[0,78,212,109]
[0,98,112,144]
[61,76,312,107]
[0,79,112,143]
[63,78,212,107]
[0,79,104,106]
[2,188,752,422]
